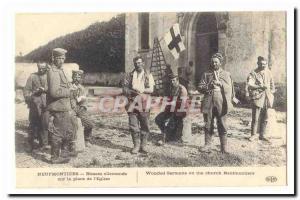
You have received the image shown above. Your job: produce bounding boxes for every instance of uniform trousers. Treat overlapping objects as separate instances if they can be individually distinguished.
[48,111,78,159]
[128,111,150,135]
[155,112,184,141]
[251,99,268,137]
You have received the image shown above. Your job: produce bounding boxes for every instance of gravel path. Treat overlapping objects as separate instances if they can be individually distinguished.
[15,102,287,168]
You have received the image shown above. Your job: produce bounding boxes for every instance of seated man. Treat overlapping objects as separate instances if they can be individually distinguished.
[155,73,188,144]
[70,70,94,147]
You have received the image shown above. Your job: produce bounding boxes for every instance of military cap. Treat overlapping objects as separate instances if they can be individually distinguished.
[168,72,178,79]
[72,70,84,76]
[37,62,48,68]
[52,48,67,57]
[257,56,267,62]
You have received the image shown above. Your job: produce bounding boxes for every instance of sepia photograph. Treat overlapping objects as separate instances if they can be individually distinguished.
[15,12,287,169]
[4,0,295,191]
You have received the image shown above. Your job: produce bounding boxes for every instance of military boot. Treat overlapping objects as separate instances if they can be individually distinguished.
[50,143,70,164]
[219,133,228,153]
[27,126,36,153]
[84,128,93,147]
[51,157,70,164]
[259,122,270,143]
[205,130,213,146]
[68,141,78,157]
[199,130,213,153]
[156,131,166,146]
[130,132,140,154]
[37,129,48,152]
[27,134,35,153]
[249,119,259,141]
[139,132,148,154]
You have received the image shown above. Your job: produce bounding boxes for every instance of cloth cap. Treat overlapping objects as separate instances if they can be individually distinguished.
[72,70,84,76]
[211,52,224,63]
[52,48,67,57]
[257,56,267,62]
[168,72,178,79]
[37,62,48,68]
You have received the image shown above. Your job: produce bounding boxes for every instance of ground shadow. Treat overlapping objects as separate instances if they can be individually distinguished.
[15,131,29,153]
[15,130,51,164]
[122,150,244,167]
[95,122,130,134]
[15,120,28,132]
[91,137,131,152]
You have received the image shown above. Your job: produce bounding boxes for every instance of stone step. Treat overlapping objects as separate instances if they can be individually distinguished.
[86,87,123,97]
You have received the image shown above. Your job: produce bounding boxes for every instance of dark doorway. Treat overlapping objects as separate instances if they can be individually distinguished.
[139,13,150,50]
[195,13,218,84]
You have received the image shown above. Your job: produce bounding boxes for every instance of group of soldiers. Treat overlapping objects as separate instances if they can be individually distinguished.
[24,48,94,164]
[23,47,275,164]
[122,53,275,154]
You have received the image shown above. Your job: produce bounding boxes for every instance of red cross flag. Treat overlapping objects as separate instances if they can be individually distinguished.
[164,23,186,59]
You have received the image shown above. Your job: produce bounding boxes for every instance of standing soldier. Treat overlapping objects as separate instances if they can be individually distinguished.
[246,56,275,142]
[23,62,49,152]
[122,56,155,154]
[198,53,236,153]
[70,70,94,147]
[47,48,78,164]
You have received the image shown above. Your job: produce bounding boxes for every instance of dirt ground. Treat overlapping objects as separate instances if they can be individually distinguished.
[15,99,287,168]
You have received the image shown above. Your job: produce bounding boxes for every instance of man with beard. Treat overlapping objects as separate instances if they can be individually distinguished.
[198,53,236,153]
[47,48,78,164]
[24,62,49,152]
[122,56,155,154]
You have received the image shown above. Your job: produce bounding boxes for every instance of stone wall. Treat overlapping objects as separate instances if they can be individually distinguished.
[125,12,286,84]
[82,72,124,87]
[150,13,179,73]
[15,62,79,89]
[224,12,286,83]
[125,13,179,73]
[125,13,139,72]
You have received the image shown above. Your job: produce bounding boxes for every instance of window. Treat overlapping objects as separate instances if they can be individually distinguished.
[139,13,150,50]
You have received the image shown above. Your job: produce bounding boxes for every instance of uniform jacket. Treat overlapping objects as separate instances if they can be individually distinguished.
[46,65,72,112]
[198,68,235,116]
[246,68,275,108]
[23,72,48,116]
[70,83,88,112]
